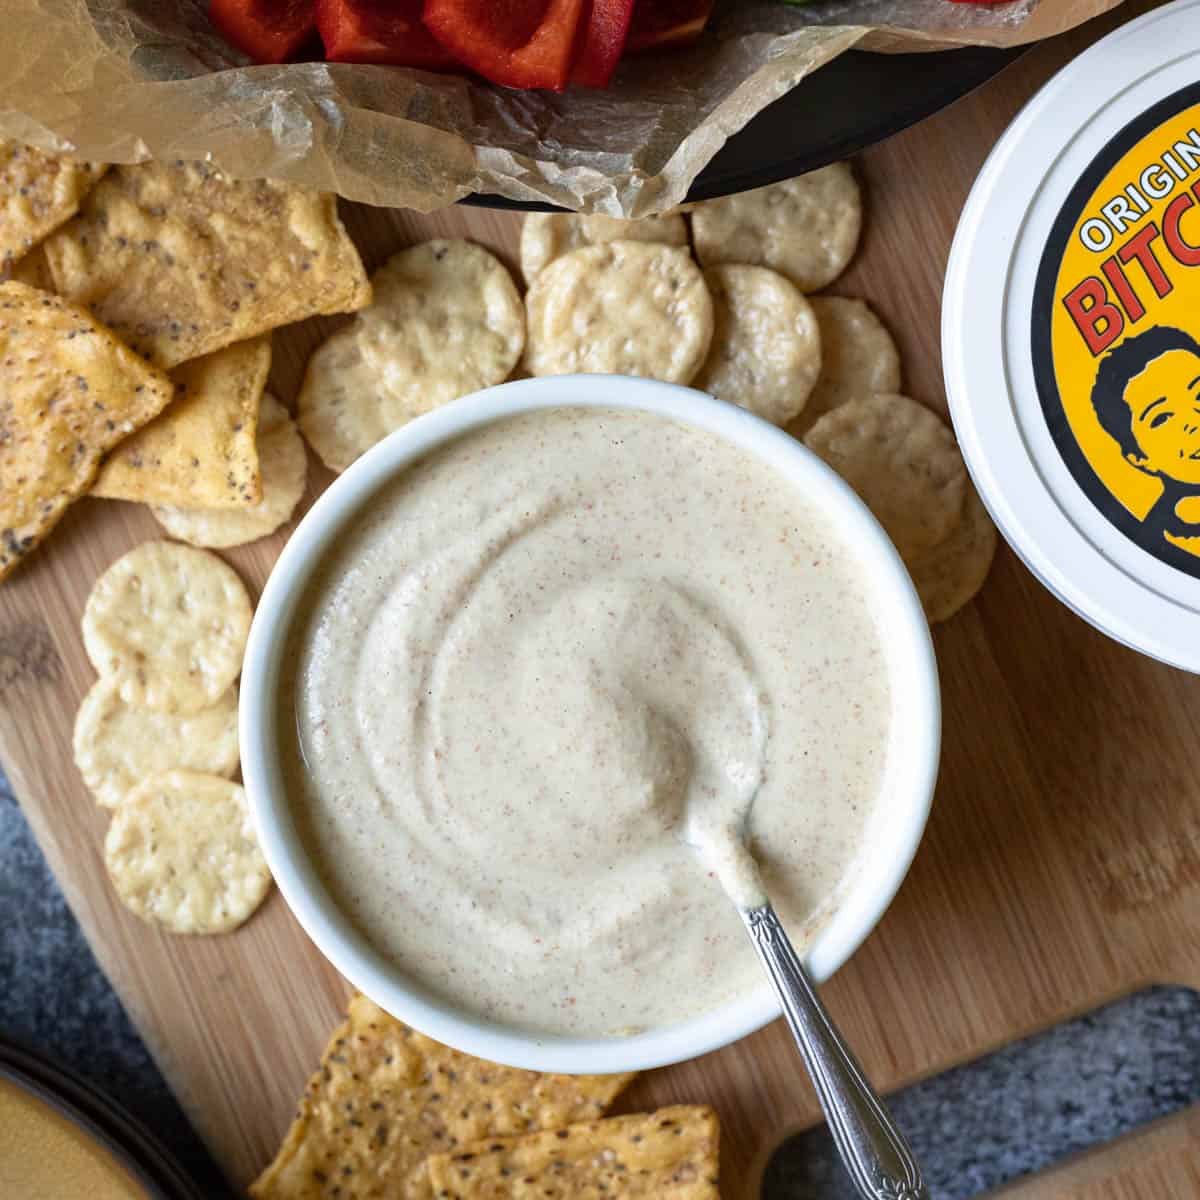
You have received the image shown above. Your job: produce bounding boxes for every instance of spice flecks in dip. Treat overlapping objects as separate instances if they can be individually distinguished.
[285,407,891,1036]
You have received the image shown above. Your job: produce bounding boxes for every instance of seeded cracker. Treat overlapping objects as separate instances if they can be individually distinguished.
[4,245,56,291]
[152,394,308,548]
[299,241,523,472]
[426,1106,720,1199]
[789,297,902,437]
[804,395,995,623]
[249,993,635,1200]
[520,211,689,284]
[356,241,524,414]
[0,281,174,582]
[523,242,712,383]
[93,337,270,508]
[692,164,862,293]
[908,485,997,624]
[694,264,820,426]
[43,161,371,368]
[82,541,251,713]
[104,771,271,933]
[0,140,106,272]
[297,325,386,473]
[73,677,239,809]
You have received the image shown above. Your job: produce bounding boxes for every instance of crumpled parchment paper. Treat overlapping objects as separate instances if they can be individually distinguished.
[0,0,1121,214]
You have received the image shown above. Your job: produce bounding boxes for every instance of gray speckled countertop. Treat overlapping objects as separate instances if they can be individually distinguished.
[2,767,1198,1198]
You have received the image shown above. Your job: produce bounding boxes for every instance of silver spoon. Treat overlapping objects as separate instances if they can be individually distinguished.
[742,899,928,1200]
[691,825,928,1200]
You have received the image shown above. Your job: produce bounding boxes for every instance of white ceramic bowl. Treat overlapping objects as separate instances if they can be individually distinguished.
[241,375,940,1074]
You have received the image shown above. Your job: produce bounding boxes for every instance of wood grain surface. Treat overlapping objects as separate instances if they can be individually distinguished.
[3,2,1198,1195]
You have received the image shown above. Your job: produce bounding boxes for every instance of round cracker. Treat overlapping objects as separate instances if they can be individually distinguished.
[358,239,523,407]
[519,211,689,284]
[104,771,271,934]
[692,163,862,293]
[297,324,386,473]
[82,541,251,714]
[804,395,968,558]
[789,296,901,436]
[693,264,820,426]
[152,394,307,549]
[299,241,523,471]
[73,677,239,809]
[804,395,994,622]
[523,242,712,383]
[909,486,996,624]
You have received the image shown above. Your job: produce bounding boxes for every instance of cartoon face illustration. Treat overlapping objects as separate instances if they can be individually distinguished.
[1091,327,1200,487]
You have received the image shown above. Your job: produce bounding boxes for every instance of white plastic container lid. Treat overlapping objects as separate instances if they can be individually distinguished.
[944,0,1200,671]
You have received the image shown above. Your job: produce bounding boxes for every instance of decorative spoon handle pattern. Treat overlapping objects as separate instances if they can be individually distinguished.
[743,903,928,1200]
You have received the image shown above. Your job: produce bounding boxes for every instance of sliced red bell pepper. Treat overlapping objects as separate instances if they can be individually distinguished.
[317,0,457,67]
[625,0,713,54]
[423,0,588,91]
[209,0,316,64]
[570,0,636,88]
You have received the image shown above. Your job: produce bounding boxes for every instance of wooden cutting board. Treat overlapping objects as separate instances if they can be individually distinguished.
[4,3,1198,1196]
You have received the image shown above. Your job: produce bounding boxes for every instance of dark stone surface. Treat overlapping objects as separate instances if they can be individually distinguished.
[3,765,1198,1199]
[760,989,1200,1198]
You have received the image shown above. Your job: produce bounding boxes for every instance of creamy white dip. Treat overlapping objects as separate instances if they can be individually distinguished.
[284,407,892,1036]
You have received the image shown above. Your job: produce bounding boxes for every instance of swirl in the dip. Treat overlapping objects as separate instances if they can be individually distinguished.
[286,407,891,1036]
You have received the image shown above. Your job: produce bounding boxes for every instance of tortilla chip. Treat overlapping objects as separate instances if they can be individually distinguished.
[250,994,636,1200]
[426,1106,721,1199]
[44,160,371,368]
[0,281,173,581]
[92,338,269,508]
[151,394,308,548]
[4,245,56,292]
[0,140,106,272]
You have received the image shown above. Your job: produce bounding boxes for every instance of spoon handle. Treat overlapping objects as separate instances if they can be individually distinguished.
[742,903,929,1200]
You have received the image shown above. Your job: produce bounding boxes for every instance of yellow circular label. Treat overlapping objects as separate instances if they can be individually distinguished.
[1035,83,1200,576]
